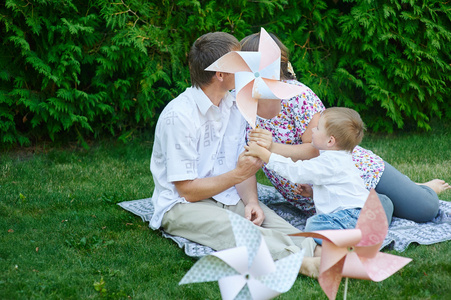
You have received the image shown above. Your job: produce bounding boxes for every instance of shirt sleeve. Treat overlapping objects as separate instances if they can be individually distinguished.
[266,153,340,185]
[157,104,200,183]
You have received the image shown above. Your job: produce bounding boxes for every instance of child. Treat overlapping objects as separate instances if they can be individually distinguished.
[244,107,393,244]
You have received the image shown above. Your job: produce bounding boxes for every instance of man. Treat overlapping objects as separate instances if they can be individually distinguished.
[150,32,319,276]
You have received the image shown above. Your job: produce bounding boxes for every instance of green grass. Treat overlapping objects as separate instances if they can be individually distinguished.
[1,123,450,299]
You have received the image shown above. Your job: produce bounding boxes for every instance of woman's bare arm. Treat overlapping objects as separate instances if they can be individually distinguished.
[248,112,321,161]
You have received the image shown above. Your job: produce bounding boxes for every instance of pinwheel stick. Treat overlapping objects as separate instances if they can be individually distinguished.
[343,277,348,300]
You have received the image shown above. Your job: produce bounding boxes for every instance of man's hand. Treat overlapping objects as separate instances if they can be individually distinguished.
[235,151,263,181]
[294,183,313,198]
[244,201,265,226]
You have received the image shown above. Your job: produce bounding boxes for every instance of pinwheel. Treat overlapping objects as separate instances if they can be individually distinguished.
[179,211,305,300]
[292,189,412,300]
[205,27,307,128]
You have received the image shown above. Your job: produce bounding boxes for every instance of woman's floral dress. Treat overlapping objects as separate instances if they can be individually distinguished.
[247,79,385,214]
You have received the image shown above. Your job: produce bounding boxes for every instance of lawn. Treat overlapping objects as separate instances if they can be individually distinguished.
[1,122,450,299]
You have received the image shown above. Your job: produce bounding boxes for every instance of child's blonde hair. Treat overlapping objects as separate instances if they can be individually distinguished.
[321,107,365,152]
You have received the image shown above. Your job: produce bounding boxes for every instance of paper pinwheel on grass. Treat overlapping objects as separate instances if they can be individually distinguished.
[205,27,307,128]
[292,189,412,300]
[179,211,305,300]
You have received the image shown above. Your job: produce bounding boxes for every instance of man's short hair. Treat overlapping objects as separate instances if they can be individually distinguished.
[322,107,366,152]
[189,32,240,88]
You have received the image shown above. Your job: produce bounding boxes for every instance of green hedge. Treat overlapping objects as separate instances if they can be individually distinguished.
[1,0,450,146]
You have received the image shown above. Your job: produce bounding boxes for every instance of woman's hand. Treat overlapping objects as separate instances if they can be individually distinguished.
[248,128,273,150]
[294,183,313,198]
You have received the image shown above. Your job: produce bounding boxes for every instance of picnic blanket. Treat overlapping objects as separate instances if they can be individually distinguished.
[118,183,451,258]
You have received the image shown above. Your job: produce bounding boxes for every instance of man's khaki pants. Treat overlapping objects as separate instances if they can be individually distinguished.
[162,198,316,260]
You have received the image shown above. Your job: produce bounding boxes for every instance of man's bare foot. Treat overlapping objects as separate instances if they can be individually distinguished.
[299,256,320,278]
[419,179,451,194]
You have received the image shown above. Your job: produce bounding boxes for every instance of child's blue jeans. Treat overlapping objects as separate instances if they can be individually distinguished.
[304,208,361,245]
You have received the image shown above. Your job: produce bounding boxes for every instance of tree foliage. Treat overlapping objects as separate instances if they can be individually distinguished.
[1,0,450,146]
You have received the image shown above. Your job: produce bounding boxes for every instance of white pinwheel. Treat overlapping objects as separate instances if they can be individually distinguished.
[205,27,307,128]
[179,211,305,300]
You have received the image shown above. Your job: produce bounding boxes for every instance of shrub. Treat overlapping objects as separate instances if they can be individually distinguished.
[1,0,450,146]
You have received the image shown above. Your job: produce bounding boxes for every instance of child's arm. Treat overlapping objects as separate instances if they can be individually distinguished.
[244,141,271,164]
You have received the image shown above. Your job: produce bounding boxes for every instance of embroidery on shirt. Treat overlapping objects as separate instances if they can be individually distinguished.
[164,110,177,125]
[182,158,197,174]
[152,152,166,166]
[216,150,225,165]
[203,121,218,147]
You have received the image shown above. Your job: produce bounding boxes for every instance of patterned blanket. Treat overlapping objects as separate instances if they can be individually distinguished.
[118,183,451,258]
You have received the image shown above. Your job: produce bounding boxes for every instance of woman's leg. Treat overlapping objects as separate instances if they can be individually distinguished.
[375,162,439,222]
[376,193,394,225]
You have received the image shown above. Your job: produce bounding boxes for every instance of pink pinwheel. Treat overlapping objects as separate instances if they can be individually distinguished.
[205,27,307,128]
[292,189,412,300]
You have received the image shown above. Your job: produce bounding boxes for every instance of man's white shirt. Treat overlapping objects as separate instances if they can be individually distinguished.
[150,87,246,229]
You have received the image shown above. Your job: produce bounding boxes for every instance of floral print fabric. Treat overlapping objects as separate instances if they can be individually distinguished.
[247,80,385,213]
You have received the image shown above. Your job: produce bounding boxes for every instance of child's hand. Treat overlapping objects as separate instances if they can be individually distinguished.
[294,184,313,198]
[244,141,271,163]
[244,141,262,157]
[248,128,273,150]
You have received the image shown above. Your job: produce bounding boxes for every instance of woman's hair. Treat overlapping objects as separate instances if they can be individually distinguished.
[321,107,366,152]
[189,32,240,88]
[240,32,296,80]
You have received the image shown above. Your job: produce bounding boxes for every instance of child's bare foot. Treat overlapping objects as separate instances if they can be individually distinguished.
[299,256,320,278]
[314,245,322,257]
[418,179,451,194]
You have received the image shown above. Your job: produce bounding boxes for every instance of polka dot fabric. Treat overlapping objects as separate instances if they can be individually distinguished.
[180,211,305,298]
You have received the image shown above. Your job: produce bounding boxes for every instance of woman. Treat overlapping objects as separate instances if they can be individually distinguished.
[241,32,450,223]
